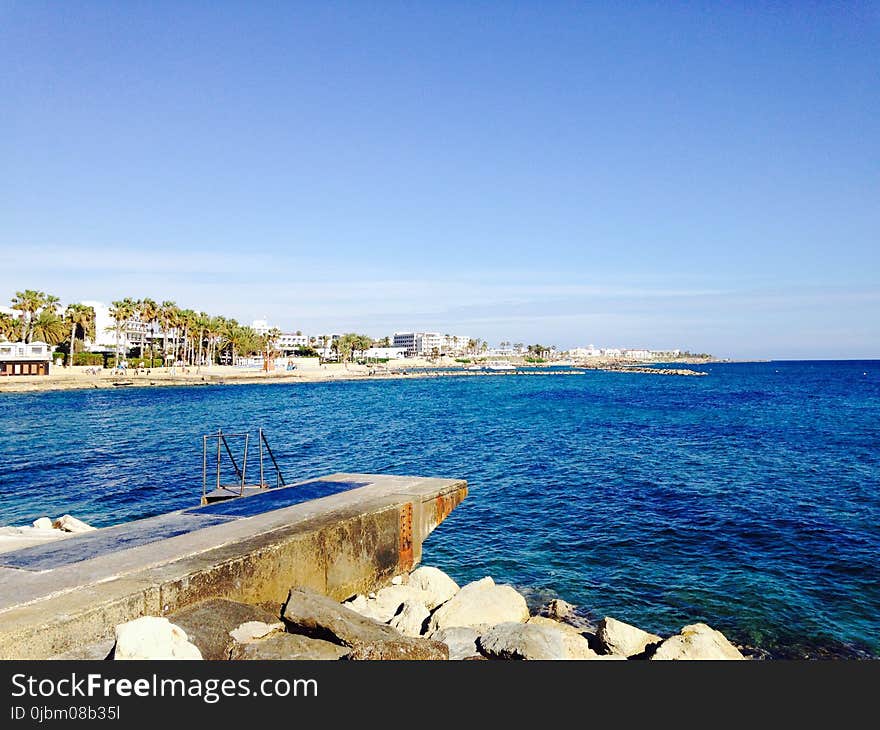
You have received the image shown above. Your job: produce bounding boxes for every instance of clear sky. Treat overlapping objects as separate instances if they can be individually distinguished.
[2,2,878,359]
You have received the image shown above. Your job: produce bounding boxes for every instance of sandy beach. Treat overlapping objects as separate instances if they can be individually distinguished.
[0,357,715,394]
[0,357,442,393]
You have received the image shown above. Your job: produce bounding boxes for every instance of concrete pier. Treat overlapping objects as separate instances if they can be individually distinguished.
[0,473,467,659]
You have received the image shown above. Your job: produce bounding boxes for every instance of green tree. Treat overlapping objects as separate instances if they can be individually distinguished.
[139,298,159,365]
[0,312,17,341]
[159,301,178,361]
[30,308,66,345]
[64,303,96,366]
[109,298,137,364]
[11,289,50,342]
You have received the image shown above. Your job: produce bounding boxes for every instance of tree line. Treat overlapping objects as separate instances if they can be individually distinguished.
[0,289,286,367]
[0,290,391,367]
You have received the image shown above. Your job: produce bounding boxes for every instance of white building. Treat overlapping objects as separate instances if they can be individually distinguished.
[442,334,471,355]
[393,331,461,357]
[81,301,132,352]
[0,341,53,376]
[360,347,406,360]
[276,332,309,351]
[623,349,654,361]
[568,347,599,359]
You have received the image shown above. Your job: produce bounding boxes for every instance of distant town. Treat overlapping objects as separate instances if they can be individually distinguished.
[0,290,708,376]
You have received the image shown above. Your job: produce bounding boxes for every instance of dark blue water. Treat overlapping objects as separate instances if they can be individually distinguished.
[1,361,878,658]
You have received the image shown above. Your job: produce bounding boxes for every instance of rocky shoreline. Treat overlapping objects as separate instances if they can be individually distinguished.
[104,565,748,661]
[580,365,708,376]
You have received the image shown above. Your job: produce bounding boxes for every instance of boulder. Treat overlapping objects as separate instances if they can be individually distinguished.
[169,599,283,660]
[52,515,96,533]
[230,633,349,660]
[651,623,745,660]
[596,617,662,657]
[478,622,597,660]
[283,586,400,646]
[32,517,53,530]
[113,616,201,660]
[539,598,577,622]
[431,627,481,660]
[527,615,588,635]
[427,577,529,633]
[390,575,404,586]
[344,584,423,623]
[537,598,594,631]
[345,638,449,661]
[229,621,285,645]
[388,599,430,637]
[407,566,460,609]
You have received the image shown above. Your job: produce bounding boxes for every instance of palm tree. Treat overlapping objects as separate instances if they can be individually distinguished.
[194,312,211,366]
[0,312,17,341]
[139,298,159,366]
[109,298,137,365]
[11,289,48,342]
[30,308,66,345]
[64,303,96,366]
[159,301,178,362]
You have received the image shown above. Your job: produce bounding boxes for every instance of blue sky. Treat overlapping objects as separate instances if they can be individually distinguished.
[1,2,878,358]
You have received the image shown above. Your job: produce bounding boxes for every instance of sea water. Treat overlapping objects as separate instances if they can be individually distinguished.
[1,360,877,657]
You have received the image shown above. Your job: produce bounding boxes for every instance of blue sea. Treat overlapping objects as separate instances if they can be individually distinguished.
[1,361,878,658]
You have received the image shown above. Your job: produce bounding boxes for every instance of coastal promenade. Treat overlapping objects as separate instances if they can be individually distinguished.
[0,473,467,659]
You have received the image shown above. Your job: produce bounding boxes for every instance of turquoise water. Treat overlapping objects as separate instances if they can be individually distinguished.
[1,361,878,657]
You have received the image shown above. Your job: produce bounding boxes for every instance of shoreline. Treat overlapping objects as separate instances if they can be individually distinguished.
[0,359,713,394]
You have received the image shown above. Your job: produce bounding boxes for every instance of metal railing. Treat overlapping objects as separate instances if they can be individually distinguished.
[201,427,286,503]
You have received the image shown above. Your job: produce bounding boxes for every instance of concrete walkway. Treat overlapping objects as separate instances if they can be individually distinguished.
[0,473,467,659]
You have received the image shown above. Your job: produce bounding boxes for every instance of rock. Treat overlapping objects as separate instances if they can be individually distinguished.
[345,638,449,660]
[427,577,529,633]
[354,584,424,623]
[343,594,369,612]
[390,575,404,586]
[113,616,201,660]
[388,599,430,637]
[52,515,96,533]
[527,615,587,635]
[540,598,577,622]
[597,617,662,657]
[283,586,400,646]
[407,566,460,609]
[169,599,284,660]
[431,627,481,660]
[230,633,349,660]
[32,517,53,530]
[478,622,597,660]
[229,621,284,644]
[651,623,745,660]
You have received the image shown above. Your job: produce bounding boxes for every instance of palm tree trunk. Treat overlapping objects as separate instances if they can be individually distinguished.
[69,322,76,366]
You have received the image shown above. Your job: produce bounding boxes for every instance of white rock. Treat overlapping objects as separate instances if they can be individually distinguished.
[390,575,404,585]
[478,621,598,660]
[597,616,662,657]
[408,566,460,609]
[527,615,588,636]
[113,617,202,660]
[651,623,745,660]
[228,621,284,644]
[432,627,482,660]
[343,594,369,612]
[32,517,53,530]
[388,599,430,637]
[52,515,96,533]
[427,577,529,633]
[346,585,423,623]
